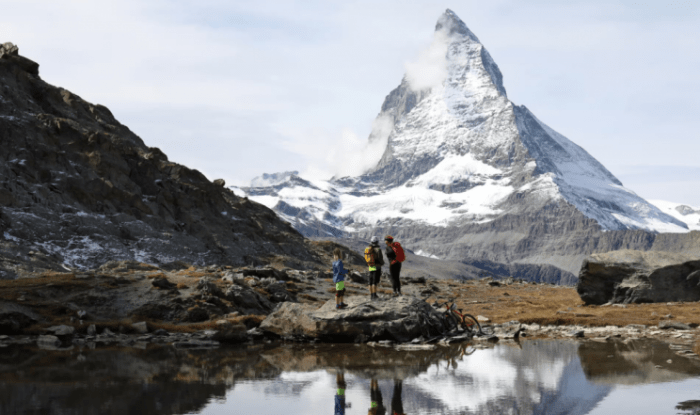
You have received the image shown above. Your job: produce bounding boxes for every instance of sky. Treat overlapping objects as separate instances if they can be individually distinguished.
[2,0,699,206]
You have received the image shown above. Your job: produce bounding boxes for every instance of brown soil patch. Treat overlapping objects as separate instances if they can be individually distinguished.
[422,280,700,327]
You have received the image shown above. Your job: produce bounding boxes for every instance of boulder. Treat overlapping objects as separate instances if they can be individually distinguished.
[259,295,447,343]
[223,284,273,315]
[577,250,700,305]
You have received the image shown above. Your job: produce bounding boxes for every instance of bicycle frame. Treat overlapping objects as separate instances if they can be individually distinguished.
[443,302,476,332]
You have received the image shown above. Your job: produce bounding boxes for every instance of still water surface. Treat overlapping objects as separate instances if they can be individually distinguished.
[1,339,700,414]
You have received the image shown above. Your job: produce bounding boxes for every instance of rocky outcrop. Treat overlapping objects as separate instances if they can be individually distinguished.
[0,43,321,276]
[577,250,700,305]
[260,295,448,343]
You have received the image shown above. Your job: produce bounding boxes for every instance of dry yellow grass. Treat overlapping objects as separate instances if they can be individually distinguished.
[424,280,700,327]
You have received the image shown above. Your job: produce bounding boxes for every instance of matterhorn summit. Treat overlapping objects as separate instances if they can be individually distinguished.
[237,9,688,282]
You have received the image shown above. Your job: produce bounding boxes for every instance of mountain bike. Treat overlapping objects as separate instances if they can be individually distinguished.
[440,301,493,336]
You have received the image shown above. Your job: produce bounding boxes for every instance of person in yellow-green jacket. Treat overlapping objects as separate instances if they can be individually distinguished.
[364,236,384,301]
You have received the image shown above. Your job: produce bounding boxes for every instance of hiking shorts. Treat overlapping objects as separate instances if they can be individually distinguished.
[335,281,345,297]
[369,269,381,285]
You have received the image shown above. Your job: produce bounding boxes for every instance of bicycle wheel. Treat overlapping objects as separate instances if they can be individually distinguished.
[459,314,476,334]
[462,313,492,335]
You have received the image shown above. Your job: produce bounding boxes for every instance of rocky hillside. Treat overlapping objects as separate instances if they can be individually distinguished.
[0,42,324,279]
[236,10,698,283]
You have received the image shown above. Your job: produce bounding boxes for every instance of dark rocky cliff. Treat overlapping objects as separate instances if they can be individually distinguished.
[0,42,319,278]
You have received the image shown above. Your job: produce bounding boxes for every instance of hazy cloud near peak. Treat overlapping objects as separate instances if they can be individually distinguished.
[404,29,451,92]
[276,114,393,180]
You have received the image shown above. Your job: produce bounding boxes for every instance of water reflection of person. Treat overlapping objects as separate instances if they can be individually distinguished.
[391,379,406,415]
[368,378,386,415]
[335,372,347,415]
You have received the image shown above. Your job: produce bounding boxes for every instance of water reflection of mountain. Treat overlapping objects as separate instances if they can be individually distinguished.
[403,341,611,415]
[259,341,613,415]
[0,344,280,415]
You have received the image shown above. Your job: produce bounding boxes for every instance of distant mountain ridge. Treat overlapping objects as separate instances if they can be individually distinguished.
[237,10,696,283]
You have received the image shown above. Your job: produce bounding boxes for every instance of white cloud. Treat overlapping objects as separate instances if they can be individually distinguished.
[275,114,393,180]
[404,29,451,91]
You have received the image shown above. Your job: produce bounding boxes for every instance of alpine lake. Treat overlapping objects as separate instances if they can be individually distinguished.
[2,337,700,415]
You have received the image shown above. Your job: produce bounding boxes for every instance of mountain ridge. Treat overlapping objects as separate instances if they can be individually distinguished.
[0,41,325,278]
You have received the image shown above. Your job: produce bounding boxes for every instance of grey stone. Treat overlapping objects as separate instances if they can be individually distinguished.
[131,321,148,334]
[658,321,692,331]
[46,325,75,336]
[197,277,223,297]
[87,324,97,336]
[37,335,61,348]
[578,250,700,305]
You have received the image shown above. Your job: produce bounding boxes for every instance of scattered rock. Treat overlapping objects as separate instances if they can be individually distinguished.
[197,277,224,297]
[131,321,148,334]
[659,321,692,331]
[152,277,177,290]
[46,325,75,337]
[37,335,62,349]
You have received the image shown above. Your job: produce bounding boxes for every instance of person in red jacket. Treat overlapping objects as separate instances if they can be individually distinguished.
[384,236,403,296]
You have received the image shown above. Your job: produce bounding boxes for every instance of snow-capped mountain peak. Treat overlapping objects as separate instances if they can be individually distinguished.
[237,9,689,279]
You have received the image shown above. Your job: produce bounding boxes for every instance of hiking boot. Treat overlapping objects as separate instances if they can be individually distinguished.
[339,303,348,309]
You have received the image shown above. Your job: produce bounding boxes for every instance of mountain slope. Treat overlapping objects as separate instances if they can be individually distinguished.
[0,42,320,278]
[237,10,694,281]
